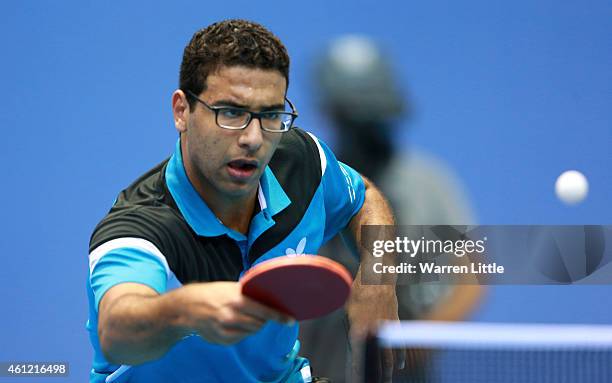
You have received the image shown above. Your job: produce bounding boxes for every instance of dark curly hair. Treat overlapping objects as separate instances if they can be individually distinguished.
[179,19,290,109]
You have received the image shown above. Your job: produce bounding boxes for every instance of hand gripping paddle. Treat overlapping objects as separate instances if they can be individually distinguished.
[240,255,353,321]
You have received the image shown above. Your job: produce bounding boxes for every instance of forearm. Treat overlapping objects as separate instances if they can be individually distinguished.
[348,176,395,239]
[348,176,397,284]
[344,177,405,379]
[99,290,188,365]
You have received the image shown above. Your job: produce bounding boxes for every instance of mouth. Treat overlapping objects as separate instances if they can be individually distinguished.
[226,159,259,180]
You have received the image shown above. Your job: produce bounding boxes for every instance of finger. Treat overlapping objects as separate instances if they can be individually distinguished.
[404,347,430,374]
[199,327,249,346]
[219,326,251,340]
[221,313,266,333]
[382,347,394,382]
[238,297,295,325]
[193,311,263,342]
[394,347,406,370]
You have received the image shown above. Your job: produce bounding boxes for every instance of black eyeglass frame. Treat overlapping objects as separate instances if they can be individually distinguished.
[185,90,298,133]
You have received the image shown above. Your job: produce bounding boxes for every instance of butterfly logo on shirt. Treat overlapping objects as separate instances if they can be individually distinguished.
[285,237,307,257]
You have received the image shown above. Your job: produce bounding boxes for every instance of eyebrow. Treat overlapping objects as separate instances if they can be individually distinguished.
[211,99,286,111]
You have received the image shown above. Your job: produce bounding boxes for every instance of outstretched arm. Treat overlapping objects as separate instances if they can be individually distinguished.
[97,281,294,365]
[343,175,404,382]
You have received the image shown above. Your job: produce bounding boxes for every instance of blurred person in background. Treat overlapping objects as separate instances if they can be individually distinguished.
[299,35,484,382]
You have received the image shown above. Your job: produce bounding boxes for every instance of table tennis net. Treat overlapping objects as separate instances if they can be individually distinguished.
[364,321,612,383]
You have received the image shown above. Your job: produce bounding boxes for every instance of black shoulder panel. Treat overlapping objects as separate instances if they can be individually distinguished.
[89,161,243,284]
[248,128,323,262]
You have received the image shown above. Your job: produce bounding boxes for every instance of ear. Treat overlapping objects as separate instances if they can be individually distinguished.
[172,90,190,134]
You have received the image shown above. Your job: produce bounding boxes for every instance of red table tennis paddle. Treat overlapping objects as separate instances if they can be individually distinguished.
[240,255,353,321]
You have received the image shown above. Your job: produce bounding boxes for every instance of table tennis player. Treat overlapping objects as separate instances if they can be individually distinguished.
[86,19,400,383]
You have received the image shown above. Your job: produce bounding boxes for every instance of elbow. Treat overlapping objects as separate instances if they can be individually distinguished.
[98,323,139,365]
[98,323,163,366]
[99,337,119,365]
[99,334,145,366]
[99,327,125,365]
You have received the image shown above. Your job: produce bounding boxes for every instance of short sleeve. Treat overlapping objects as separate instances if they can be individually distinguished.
[89,241,169,311]
[309,135,366,243]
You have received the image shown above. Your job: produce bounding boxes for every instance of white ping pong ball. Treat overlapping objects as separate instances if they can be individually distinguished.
[555,170,589,205]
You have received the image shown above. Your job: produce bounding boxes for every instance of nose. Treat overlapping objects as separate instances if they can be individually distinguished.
[237,116,264,153]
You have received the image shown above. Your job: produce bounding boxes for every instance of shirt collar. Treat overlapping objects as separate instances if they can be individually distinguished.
[165,139,290,237]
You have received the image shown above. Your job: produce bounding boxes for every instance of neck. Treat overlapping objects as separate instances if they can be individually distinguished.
[199,185,257,235]
[214,194,257,235]
[181,149,257,236]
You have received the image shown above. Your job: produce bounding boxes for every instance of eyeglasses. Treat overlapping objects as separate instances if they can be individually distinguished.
[186,90,298,132]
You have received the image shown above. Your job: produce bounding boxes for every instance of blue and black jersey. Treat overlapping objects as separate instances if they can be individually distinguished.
[86,128,365,383]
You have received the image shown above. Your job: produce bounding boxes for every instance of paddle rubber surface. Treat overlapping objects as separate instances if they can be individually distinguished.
[241,255,353,321]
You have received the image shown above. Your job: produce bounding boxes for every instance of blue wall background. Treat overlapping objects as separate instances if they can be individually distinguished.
[0,1,610,380]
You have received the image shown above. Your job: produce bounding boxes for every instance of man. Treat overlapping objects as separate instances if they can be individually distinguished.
[86,20,400,383]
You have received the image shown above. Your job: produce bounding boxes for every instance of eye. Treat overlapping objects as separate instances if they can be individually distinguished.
[220,108,247,119]
[262,112,281,121]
